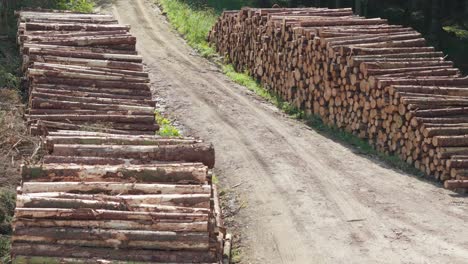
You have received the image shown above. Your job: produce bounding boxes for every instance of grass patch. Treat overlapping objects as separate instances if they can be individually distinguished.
[158,0,217,57]
[57,0,95,12]
[211,173,219,184]
[222,64,303,119]
[155,111,180,137]
[230,247,242,263]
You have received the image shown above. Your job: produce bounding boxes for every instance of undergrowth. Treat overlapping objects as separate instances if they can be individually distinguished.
[158,0,217,57]
[0,189,15,263]
[57,0,95,13]
[155,111,180,137]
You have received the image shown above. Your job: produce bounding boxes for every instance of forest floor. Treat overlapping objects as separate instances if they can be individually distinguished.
[105,0,468,263]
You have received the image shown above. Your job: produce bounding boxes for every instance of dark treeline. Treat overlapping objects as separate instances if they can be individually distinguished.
[197,0,468,73]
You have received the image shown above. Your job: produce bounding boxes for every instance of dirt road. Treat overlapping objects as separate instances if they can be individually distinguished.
[110,1,468,263]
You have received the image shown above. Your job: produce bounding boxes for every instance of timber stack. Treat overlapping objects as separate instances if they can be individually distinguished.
[12,9,228,263]
[209,7,468,191]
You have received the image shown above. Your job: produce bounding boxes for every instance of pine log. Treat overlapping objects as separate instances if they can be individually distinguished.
[444,180,468,189]
[33,88,150,101]
[26,47,142,62]
[26,55,143,71]
[31,77,149,89]
[14,207,210,220]
[21,163,209,184]
[25,22,130,31]
[31,98,154,113]
[28,68,149,83]
[13,219,207,232]
[27,114,155,124]
[22,43,138,55]
[33,83,151,96]
[11,243,216,263]
[30,91,154,107]
[50,144,216,168]
[30,62,148,77]
[45,136,201,148]
[21,182,210,195]
[16,193,210,210]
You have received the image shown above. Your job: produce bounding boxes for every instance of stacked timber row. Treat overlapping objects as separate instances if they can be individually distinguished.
[209,7,468,190]
[11,9,228,263]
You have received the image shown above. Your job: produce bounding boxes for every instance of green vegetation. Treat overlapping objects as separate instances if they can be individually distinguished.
[230,247,242,263]
[212,173,219,184]
[222,64,302,118]
[0,188,15,264]
[159,0,217,57]
[56,0,95,12]
[0,39,20,93]
[155,111,181,137]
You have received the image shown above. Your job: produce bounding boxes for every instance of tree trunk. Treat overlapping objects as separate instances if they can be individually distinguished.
[21,182,210,195]
[11,243,216,263]
[49,144,215,168]
[21,163,209,184]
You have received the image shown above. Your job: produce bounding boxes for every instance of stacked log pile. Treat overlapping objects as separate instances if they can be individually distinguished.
[18,10,154,135]
[209,7,468,190]
[12,9,227,263]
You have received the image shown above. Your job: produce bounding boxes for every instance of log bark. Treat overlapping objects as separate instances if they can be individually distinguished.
[45,136,202,148]
[21,163,209,184]
[23,43,138,55]
[21,182,210,195]
[31,77,149,89]
[13,227,208,248]
[25,22,130,31]
[33,121,156,136]
[444,180,468,189]
[26,47,142,62]
[33,83,151,96]
[13,219,207,232]
[26,55,143,71]
[16,194,210,210]
[28,68,149,83]
[50,144,216,168]
[27,114,155,124]
[14,207,210,220]
[31,98,154,113]
[21,192,210,208]
[11,243,216,263]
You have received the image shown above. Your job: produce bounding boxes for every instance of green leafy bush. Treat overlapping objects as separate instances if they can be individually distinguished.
[159,124,181,136]
[155,111,181,136]
[159,0,217,56]
[57,0,95,12]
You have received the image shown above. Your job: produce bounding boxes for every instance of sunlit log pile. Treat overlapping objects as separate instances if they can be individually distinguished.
[209,7,468,190]
[11,9,228,263]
